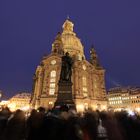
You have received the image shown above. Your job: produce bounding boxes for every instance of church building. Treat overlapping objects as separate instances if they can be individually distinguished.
[31,19,107,112]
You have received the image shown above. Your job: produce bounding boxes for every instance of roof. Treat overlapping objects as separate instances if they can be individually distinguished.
[108,86,140,95]
[11,92,31,99]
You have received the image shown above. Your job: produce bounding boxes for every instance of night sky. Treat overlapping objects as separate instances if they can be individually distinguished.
[0,0,140,98]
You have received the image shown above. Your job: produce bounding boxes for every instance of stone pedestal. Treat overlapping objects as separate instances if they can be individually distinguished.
[54,81,75,108]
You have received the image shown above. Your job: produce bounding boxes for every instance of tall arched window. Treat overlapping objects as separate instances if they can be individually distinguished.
[82,76,88,97]
[50,70,56,77]
[82,76,87,86]
[49,70,56,95]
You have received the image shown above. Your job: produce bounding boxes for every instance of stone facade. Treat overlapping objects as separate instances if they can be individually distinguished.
[31,19,107,112]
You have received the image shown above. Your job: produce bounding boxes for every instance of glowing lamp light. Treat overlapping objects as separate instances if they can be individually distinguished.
[49,101,53,105]
[135,108,140,112]
[8,103,16,111]
[128,110,135,116]
[115,108,121,112]
[101,105,107,110]
[0,100,9,105]
[21,105,30,111]
[0,93,2,98]
[76,104,84,112]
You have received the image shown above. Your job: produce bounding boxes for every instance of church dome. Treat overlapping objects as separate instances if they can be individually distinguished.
[61,19,85,59]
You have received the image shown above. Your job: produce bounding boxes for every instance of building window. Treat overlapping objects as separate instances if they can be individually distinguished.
[50,83,55,88]
[82,76,87,97]
[50,78,55,82]
[83,87,87,92]
[82,76,87,86]
[49,88,55,95]
[50,70,56,78]
[49,70,56,95]
[49,101,53,105]
[94,84,97,88]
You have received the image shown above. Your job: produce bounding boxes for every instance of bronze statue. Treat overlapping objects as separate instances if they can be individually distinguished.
[60,52,73,82]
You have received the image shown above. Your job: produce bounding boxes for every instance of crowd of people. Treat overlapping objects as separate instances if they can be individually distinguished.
[0,105,140,140]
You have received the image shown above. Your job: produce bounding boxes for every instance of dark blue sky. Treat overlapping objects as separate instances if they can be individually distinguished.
[0,0,140,98]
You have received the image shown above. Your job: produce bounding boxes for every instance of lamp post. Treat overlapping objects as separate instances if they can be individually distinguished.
[0,90,2,101]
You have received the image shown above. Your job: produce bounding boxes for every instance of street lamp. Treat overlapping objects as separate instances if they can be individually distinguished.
[0,90,2,101]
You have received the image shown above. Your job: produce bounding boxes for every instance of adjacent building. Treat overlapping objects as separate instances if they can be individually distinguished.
[31,18,107,112]
[8,92,31,111]
[107,86,140,112]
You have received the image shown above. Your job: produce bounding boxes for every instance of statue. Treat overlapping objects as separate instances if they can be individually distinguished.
[60,52,73,82]
[55,52,75,108]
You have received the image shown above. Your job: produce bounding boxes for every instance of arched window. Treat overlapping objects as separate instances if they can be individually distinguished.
[49,70,56,95]
[82,76,87,97]
[82,76,87,86]
[50,70,56,78]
